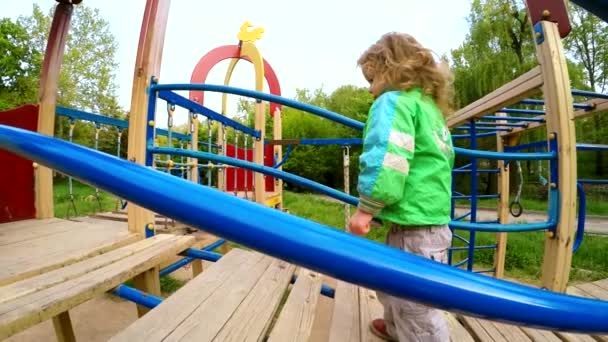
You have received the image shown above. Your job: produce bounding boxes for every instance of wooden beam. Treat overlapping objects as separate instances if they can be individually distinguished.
[133,266,161,317]
[536,21,577,293]
[52,311,76,342]
[189,114,198,184]
[254,102,266,204]
[447,66,543,128]
[127,0,171,236]
[273,108,283,209]
[35,2,74,219]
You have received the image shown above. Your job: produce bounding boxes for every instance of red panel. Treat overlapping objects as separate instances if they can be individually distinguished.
[0,105,38,223]
[189,45,282,115]
[525,0,571,38]
[224,143,275,193]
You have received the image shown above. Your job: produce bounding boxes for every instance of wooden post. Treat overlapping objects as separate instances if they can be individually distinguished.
[254,102,266,204]
[35,2,74,219]
[189,113,199,184]
[535,21,577,292]
[133,266,161,317]
[192,259,203,278]
[127,0,171,237]
[343,146,351,232]
[217,123,225,192]
[494,116,519,278]
[52,311,76,342]
[273,108,283,209]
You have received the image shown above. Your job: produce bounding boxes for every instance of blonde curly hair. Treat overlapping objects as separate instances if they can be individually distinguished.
[357,32,454,117]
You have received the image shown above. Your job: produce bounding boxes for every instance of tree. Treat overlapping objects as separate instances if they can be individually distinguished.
[0,18,40,110]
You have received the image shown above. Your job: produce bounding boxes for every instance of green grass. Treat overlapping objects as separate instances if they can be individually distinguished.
[285,191,608,284]
[54,177,118,218]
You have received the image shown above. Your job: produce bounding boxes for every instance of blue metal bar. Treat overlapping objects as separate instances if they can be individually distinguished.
[572,89,608,100]
[452,233,470,244]
[451,132,498,139]
[574,183,586,253]
[468,121,478,272]
[454,147,556,161]
[449,220,555,232]
[453,258,469,268]
[450,244,497,252]
[112,284,163,308]
[453,169,500,174]
[150,84,365,131]
[156,128,190,142]
[182,248,223,262]
[474,268,497,274]
[4,126,608,333]
[481,115,545,122]
[266,138,363,146]
[455,163,473,171]
[290,275,335,298]
[505,141,548,152]
[273,144,293,169]
[454,212,471,221]
[519,99,595,110]
[577,143,608,151]
[56,106,129,129]
[453,126,512,132]
[203,239,226,251]
[499,108,545,115]
[158,90,260,138]
[577,179,608,185]
[452,194,500,199]
[475,121,528,128]
[149,146,359,206]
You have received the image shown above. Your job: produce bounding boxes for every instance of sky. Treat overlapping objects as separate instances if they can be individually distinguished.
[3,0,472,126]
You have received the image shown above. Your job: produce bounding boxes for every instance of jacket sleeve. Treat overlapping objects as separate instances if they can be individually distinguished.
[357,93,416,216]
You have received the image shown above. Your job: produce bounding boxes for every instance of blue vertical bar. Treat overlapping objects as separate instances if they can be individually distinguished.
[449,136,456,266]
[145,77,158,167]
[468,120,478,272]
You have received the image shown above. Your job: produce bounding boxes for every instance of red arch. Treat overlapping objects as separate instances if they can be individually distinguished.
[189,45,282,115]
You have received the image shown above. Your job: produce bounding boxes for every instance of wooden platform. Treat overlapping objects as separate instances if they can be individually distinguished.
[0,217,138,287]
[111,247,607,342]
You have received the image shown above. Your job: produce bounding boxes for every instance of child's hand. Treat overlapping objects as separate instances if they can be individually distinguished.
[349,209,373,236]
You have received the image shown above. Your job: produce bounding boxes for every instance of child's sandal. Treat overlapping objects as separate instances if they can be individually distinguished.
[370,319,397,342]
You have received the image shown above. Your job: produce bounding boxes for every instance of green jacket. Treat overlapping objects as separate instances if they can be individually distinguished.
[357,89,454,226]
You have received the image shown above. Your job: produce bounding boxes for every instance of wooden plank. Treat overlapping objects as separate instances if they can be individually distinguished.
[213,258,296,341]
[109,249,266,341]
[446,313,475,342]
[537,21,578,293]
[491,321,532,341]
[459,316,504,342]
[565,285,608,342]
[0,219,82,246]
[52,311,76,342]
[191,259,203,277]
[0,234,173,304]
[267,268,322,342]
[520,326,562,342]
[0,218,63,232]
[592,278,608,291]
[575,282,608,299]
[328,281,360,342]
[0,220,138,286]
[447,66,543,128]
[0,234,194,339]
[359,287,385,342]
[35,3,74,219]
[126,0,170,236]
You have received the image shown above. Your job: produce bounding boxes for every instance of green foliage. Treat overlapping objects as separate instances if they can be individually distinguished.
[54,177,118,218]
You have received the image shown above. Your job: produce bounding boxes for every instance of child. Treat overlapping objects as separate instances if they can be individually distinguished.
[349,32,455,341]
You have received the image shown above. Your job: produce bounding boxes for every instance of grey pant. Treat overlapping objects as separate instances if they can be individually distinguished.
[378,224,452,342]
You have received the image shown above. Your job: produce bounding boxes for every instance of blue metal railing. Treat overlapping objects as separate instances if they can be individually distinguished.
[149,83,365,131]
[2,125,608,333]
